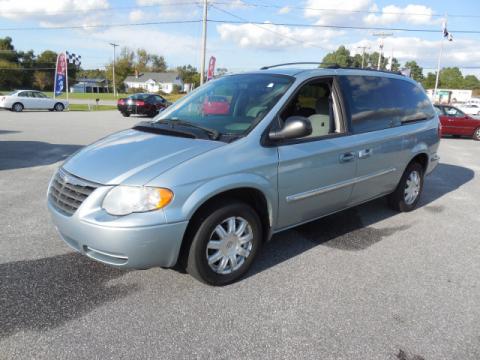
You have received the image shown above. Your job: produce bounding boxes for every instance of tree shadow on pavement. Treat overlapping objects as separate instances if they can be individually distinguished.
[247,163,474,278]
[0,141,82,171]
[0,253,136,339]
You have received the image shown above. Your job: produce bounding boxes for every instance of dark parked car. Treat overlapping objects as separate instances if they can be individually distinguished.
[434,104,480,140]
[117,93,169,117]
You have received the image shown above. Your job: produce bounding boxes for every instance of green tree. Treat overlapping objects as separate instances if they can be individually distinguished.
[321,45,352,67]
[105,47,135,91]
[33,50,57,90]
[439,67,464,88]
[150,55,167,72]
[177,65,200,87]
[463,75,480,90]
[404,61,424,82]
[422,72,437,89]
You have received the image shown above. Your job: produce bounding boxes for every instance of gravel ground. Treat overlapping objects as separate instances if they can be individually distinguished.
[1,110,479,360]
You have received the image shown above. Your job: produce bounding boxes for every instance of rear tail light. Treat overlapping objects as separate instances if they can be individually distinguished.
[118,99,125,105]
[135,101,145,106]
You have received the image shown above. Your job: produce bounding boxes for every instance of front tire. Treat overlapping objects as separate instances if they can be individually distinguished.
[54,102,64,111]
[186,201,262,286]
[473,128,480,141]
[12,102,23,112]
[121,112,130,117]
[388,162,424,212]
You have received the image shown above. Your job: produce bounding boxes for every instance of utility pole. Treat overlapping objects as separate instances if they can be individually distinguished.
[110,43,119,97]
[372,32,393,70]
[200,0,208,85]
[357,46,370,68]
[434,14,449,103]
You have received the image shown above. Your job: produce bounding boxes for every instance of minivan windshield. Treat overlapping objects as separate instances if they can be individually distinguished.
[154,74,294,136]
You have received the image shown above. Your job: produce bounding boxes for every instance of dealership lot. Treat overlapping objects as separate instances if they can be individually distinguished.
[1,111,479,359]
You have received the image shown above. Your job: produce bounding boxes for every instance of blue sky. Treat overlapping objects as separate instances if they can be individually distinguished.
[1,0,479,75]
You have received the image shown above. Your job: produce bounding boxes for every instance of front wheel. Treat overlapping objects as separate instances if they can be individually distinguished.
[473,128,480,141]
[121,112,130,117]
[186,201,262,285]
[388,162,424,212]
[54,102,64,111]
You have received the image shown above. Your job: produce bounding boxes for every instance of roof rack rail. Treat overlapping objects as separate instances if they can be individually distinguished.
[260,62,403,75]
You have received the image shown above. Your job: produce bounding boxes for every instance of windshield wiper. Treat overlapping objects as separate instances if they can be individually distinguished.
[155,119,220,140]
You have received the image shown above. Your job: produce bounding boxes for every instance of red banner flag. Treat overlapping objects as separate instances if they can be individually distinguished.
[207,56,216,81]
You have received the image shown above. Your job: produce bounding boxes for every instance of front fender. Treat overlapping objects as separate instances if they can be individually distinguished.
[164,173,277,228]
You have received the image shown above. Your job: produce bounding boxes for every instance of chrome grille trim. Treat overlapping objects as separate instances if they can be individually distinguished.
[48,168,98,216]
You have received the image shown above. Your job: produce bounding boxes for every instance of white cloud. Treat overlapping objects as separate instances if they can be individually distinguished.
[304,0,373,25]
[364,4,434,25]
[0,0,109,20]
[217,22,343,50]
[278,6,291,15]
[129,10,146,22]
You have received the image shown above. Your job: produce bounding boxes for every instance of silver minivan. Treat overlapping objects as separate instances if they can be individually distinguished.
[47,66,440,285]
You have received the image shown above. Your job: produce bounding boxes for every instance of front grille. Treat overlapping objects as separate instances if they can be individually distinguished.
[48,169,98,216]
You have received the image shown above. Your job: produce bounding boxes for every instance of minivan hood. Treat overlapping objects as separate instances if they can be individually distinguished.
[63,129,225,185]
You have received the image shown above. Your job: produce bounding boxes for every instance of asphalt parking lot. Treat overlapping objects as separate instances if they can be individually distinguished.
[1,110,479,360]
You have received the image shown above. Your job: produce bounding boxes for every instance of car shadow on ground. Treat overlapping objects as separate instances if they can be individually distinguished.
[247,163,474,278]
[0,141,82,171]
[0,130,21,135]
[0,253,136,339]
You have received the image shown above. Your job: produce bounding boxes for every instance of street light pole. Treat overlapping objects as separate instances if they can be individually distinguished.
[357,46,370,68]
[372,32,393,70]
[110,43,119,97]
[200,0,208,85]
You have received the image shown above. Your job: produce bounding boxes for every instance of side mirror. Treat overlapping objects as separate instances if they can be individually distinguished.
[268,116,312,141]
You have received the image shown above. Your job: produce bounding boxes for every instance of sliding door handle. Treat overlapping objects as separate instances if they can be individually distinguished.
[339,152,355,163]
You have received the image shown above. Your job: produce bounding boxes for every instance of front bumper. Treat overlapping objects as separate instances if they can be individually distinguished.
[48,201,188,269]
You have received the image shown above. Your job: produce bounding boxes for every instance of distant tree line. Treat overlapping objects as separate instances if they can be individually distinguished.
[322,45,480,91]
[0,37,207,92]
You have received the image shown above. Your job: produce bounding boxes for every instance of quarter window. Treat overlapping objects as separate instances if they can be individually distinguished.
[339,76,435,134]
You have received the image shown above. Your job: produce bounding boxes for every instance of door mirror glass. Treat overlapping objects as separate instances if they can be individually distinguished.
[268,116,312,141]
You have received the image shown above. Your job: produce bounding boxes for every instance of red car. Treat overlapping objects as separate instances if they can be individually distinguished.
[434,104,480,140]
[202,95,230,115]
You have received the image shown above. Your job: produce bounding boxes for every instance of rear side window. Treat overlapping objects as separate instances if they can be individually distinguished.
[339,75,435,134]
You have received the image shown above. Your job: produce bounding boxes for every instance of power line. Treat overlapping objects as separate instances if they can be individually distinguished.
[237,0,480,19]
[0,20,202,31]
[208,19,480,34]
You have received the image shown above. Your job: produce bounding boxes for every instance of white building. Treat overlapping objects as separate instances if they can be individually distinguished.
[123,72,183,94]
[425,88,472,104]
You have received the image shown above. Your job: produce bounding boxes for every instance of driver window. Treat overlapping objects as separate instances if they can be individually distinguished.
[280,80,343,138]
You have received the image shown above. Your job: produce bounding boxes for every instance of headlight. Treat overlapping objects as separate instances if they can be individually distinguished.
[102,186,173,216]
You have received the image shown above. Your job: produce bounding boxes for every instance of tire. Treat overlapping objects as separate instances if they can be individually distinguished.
[473,128,480,141]
[12,102,23,112]
[122,112,130,117]
[54,103,64,112]
[186,201,262,286]
[388,162,424,212]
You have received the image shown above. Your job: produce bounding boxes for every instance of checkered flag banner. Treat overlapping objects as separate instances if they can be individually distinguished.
[65,51,81,66]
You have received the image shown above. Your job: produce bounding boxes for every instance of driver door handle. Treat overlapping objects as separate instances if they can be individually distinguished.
[358,148,372,159]
[339,152,355,163]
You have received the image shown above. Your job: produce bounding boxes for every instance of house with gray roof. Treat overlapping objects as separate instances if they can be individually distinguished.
[123,72,183,94]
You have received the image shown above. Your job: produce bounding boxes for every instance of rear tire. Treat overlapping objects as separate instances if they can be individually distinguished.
[473,128,480,141]
[186,201,262,286]
[388,162,424,212]
[122,112,130,117]
[12,102,23,112]
[54,103,64,112]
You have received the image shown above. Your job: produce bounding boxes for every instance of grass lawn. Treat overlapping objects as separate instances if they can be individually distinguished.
[68,104,117,111]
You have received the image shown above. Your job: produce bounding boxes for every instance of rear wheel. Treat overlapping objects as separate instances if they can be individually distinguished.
[122,112,130,117]
[186,201,262,285]
[54,102,64,112]
[12,102,23,112]
[473,128,480,141]
[388,162,424,212]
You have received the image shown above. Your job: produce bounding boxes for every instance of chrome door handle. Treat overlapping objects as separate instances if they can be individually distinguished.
[339,152,355,163]
[358,149,372,159]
